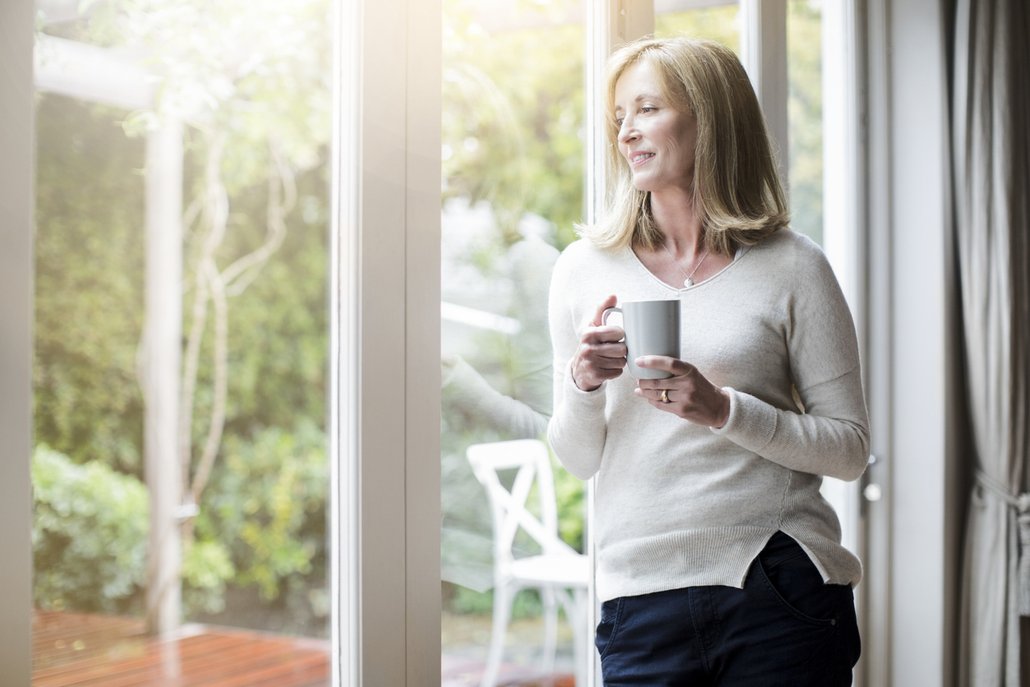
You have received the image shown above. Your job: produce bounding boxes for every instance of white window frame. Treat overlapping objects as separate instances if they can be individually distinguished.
[0,0,34,682]
[332,0,442,682]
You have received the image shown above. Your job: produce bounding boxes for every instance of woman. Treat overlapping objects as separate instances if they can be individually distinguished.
[547,37,868,685]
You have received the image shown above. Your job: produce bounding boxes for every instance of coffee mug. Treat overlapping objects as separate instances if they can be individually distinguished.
[602,299,680,379]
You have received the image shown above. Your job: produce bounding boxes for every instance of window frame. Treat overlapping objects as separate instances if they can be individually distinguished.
[0,0,34,681]
[331,0,442,681]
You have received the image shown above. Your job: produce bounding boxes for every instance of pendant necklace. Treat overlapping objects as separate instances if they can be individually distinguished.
[663,242,710,288]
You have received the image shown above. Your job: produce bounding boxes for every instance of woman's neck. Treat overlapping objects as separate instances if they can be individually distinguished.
[650,188,704,255]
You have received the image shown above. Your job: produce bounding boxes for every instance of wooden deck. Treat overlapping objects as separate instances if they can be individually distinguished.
[33,611,329,687]
[33,611,575,686]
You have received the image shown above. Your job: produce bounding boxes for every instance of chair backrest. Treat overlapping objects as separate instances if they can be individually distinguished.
[466,439,577,566]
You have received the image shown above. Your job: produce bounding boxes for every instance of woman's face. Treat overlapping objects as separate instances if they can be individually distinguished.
[613,59,697,195]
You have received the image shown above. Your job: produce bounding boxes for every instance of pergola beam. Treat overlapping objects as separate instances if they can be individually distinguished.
[35,35,154,110]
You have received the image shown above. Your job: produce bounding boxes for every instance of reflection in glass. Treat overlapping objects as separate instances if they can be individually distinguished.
[788,0,824,245]
[33,0,332,684]
[655,1,741,54]
[441,0,587,683]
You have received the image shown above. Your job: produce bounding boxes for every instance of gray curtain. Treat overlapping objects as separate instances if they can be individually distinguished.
[952,0,1030,684]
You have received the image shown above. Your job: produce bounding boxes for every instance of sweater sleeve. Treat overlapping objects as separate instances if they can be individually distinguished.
[441,355,549,439]
[545,247,609,480]
[711,244,871,482]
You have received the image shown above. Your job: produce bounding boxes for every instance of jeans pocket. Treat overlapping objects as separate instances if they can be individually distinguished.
[755,553,845,627]
[595,597,625,660]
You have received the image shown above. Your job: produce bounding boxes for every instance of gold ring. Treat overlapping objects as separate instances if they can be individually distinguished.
[659,389,670,404]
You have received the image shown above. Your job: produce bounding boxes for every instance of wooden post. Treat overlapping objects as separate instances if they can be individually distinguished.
[143,120,185,636]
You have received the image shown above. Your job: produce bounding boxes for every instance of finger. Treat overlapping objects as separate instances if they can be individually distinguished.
[590,294,619,327]
[633,386,665,400]
[579,343,629,366]
[581,325,627,345]
[584,357,628,374]
[635,378,665,392]
[634,387,673,407]
[635,355,689,375]
[596,366,626,380]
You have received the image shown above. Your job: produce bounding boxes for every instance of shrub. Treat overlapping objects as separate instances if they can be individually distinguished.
[193,419,328,629]
[32,445,234,617]
[32,445,148,614]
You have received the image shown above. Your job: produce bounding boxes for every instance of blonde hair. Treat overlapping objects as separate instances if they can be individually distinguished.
[581,37,789,255]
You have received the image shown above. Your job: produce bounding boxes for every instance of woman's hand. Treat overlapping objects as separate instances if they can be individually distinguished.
[570,295,628,392]
[634,356,731,428]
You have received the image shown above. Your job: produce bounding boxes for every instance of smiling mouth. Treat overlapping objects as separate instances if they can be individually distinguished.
[630,152,655,166]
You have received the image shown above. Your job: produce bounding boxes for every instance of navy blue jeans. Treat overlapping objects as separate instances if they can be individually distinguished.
[595,532,861,686]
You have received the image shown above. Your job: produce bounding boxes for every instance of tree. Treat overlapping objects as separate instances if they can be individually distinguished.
[35,0,333,632]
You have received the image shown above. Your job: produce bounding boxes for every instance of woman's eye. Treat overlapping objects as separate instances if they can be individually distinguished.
[615,117,624,127]
[641,106,657,113]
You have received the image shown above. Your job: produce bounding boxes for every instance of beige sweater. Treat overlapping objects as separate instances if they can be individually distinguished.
[547,229,870,602]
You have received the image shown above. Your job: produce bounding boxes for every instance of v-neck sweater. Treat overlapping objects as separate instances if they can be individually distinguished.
[547,229,870,602]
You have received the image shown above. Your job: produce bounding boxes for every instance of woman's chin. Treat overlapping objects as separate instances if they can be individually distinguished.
[630,176,656,192]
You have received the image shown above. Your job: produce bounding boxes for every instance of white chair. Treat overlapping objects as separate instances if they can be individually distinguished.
[466,439,590,687]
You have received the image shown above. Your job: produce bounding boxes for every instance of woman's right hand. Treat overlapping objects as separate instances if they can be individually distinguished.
[570,294,628,392]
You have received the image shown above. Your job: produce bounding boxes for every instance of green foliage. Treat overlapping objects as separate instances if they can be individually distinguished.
[182,539,235,614]
[32,445,236,617]
[656,5,741,51]
[443,0,585,249]
[34,96,146,475]
[446,584,544,620]
[78,0,332,176]
[787,0,823,244]
[193,420,328,620]
[32,445,148,614]
[553,455,584,550]
[187,161,330,439]
[30,432,323,621]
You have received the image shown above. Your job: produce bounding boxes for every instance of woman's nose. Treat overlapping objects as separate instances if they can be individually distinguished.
[618,119,638,144]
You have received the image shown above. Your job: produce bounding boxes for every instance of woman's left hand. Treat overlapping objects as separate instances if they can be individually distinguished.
[634,355,731,428]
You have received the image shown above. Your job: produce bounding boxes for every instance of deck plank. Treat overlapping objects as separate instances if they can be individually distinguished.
[33,610,575,686]
[33,611,329,687]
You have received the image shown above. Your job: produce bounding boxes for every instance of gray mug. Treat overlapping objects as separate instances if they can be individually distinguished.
[602,299,681,379]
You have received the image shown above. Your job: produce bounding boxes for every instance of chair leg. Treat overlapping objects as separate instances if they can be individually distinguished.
[541,586,558,683]
[482,583,512,687]
[571,590,589,687]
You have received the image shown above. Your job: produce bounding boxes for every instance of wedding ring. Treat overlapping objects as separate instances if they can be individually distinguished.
[659,389,670,404]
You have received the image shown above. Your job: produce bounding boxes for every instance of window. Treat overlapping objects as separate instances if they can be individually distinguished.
[31,1,333,683]
[440,1,587,682]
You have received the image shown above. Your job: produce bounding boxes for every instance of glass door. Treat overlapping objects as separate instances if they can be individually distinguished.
[32,1,333,683]
[440,0,589,684]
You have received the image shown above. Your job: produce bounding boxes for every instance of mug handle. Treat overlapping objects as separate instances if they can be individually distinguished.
[601,306,621,325]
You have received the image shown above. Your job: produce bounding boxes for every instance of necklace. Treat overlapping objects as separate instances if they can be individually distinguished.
[662,242,710,287]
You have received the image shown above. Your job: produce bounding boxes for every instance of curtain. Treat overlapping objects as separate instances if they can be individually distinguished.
[952,0,1030,684]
